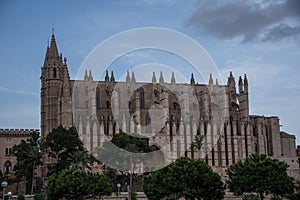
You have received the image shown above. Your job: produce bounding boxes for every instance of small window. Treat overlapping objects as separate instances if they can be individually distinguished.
[140,88,145,109]
[5,148,11,155]
[4,160,12,174]
[53,68,57,78]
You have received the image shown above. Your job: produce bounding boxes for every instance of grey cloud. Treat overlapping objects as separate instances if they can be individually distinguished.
[186,0,300,42]
[263,23,300,41]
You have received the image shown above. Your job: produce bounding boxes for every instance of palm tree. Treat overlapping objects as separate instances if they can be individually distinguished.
[67,150,91,170]
[24,145,41,194]
[192,135,204,160]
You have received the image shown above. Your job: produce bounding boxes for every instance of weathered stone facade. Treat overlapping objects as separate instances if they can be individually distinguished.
[39,33,298,178]
[0,129,38,176]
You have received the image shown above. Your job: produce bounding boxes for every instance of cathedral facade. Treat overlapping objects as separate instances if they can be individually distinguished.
[40,33,298,177]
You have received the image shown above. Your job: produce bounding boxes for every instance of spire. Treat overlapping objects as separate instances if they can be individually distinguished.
[190,73,195,85]
[227,71,236,88]
[105,70,109,82]
[46,32,59,59]
[171,72,176,84]
[244,74,248,93]
[238,76,243,93]
[152,72,157,83]
[209,73,214,85]
[84,69,88,80]
[131,71,136,83]
[89,70,93,81]
[126,70,130,83]
[110,71,115,82]
[159,71,164,83]
[215,78,219,85]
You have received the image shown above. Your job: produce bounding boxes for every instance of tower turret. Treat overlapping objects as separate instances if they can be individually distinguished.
[244,74,248,93]
[238,74,249,119]
[105,70,109,82]
[209,73,214,85]
[110,71,115,82]
[238,76,243,93]
[159,71,164,83]
[89,70,93,81]
[126,70,130,83]
[40,32,72,139]
[190,73,195,85]
[152,72,157,83]
[171,72,176,84]
[131,71,136,83]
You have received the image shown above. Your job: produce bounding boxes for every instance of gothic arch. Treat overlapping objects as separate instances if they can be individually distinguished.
[4,160,12,174]
[53,68,57,78]
[139,88,145,109]
[145,113,151,133]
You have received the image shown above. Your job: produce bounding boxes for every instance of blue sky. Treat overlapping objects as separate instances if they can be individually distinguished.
[0,0,300,143]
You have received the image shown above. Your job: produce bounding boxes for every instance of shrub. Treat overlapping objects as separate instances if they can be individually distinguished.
[17,194,25,200]
[243,194,260,200]
[34,193,45,200]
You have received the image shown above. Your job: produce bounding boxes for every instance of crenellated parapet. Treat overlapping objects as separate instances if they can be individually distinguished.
[0,128,39,137]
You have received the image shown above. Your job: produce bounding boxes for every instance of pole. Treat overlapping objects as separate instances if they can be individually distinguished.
[2,187,5,200]
[31,160,35,194]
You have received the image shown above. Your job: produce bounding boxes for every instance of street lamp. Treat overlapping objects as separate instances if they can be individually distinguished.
[1,181,8,200]
[117,183,121,200]
[7,192,11,200]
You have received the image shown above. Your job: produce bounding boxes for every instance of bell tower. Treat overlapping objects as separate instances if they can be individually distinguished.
[40,32,73,139]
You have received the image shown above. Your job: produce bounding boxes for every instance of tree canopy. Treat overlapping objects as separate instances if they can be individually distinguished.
[46,168,113,200]
[143,157,225,200]
[97,132,157,172]
[12,131,43,194]
[42,126,90,175]
[226,154,294,200]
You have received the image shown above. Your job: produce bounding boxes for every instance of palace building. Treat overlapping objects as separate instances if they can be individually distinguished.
[39,33,298,178]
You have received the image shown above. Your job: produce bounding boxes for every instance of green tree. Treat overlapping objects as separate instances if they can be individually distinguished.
[42,126,88,175]
[46,168,113,200]
[67,150,91,170]
[191,135,204,159]
[111,132,156,153]
[226,154,294,200]
[98,132,158,198]
[285,181,300,200]
[12,131,43,194]
[97,132,157,173]
[143,157,225,200]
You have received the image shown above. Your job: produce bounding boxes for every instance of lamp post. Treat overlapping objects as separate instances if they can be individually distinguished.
[117,183,121,200]
[1,181,8,200]
[7,192,11,200]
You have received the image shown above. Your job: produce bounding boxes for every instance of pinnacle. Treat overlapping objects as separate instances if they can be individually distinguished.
[46,33,59,59]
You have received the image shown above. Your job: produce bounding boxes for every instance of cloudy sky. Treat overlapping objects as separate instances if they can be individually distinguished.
[0,0,300,143]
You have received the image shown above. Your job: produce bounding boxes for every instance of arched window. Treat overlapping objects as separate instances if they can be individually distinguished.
[145,114,152,133]
[53,68,57,78]
[96,87,101,109]
[140,88,145,109]
[74,87,79,108]
[4,160,11,174]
